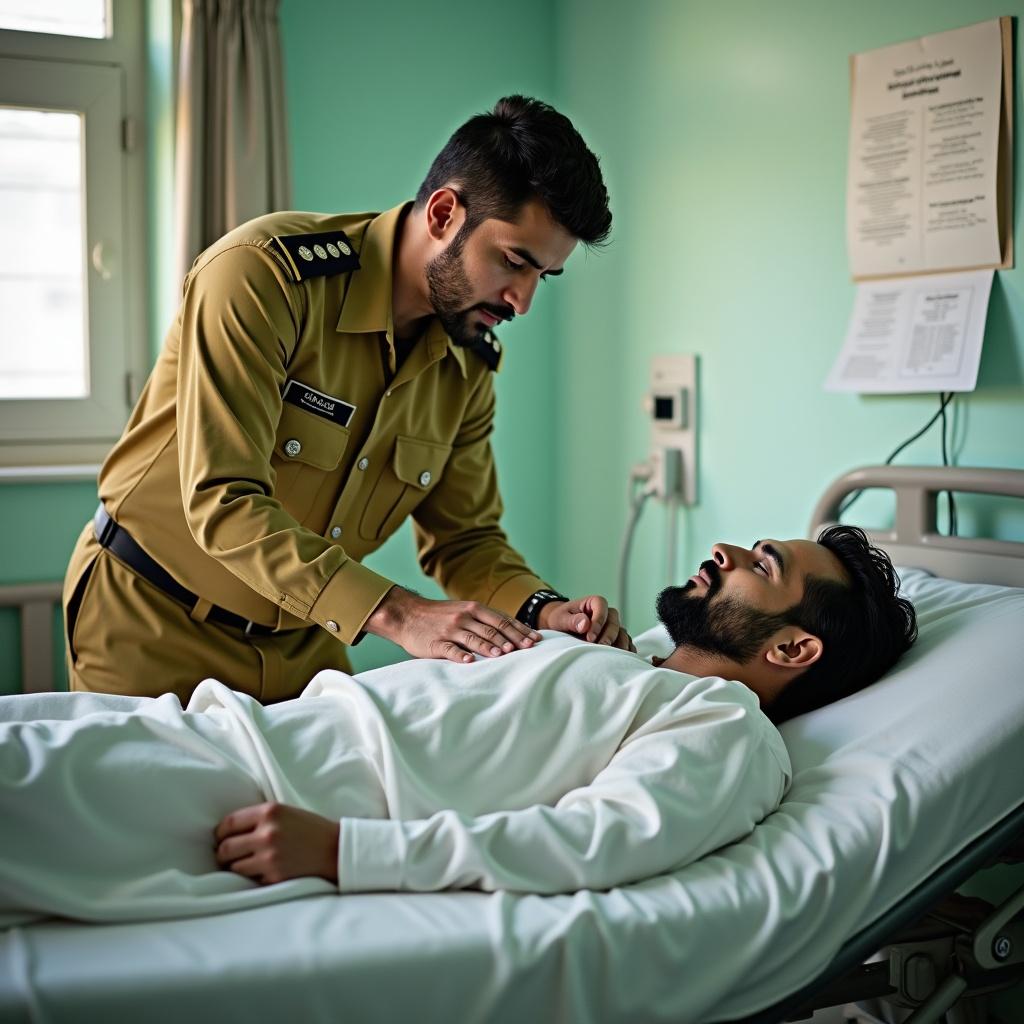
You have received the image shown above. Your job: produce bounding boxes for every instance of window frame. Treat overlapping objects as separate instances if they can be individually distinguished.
[0,0,148,472]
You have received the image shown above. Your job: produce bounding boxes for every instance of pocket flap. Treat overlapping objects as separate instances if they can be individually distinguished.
[275,402,350,471]
[393,435,452,489]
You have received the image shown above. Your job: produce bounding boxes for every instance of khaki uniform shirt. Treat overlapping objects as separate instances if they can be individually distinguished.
[97,203,549,647]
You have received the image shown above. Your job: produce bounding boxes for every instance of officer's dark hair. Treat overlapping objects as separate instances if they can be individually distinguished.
[765,526,918,725]
[414,95,612,247]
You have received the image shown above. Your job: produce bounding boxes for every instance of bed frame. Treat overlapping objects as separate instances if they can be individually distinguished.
[0,581,61,694]
[730,464,1024,1024]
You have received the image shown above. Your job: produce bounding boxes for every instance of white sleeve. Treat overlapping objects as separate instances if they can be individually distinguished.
[336,693,790,895]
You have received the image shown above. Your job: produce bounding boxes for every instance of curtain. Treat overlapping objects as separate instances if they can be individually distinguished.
[174,0,292,283]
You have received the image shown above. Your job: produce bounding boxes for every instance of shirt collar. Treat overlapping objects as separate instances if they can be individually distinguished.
[336,201,468,379]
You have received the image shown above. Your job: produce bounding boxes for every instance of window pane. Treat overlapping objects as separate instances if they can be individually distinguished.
[0,0,107,38]
[0,107,88,399]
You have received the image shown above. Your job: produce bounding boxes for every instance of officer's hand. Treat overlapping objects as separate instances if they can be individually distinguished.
[365,587,542,664]
[538,595,636,652]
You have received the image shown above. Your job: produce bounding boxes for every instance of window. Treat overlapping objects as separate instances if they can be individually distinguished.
[0,0,108,39]
[0,0,147,469]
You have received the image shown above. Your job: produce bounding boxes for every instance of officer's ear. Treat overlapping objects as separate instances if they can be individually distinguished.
[425,187,465,243]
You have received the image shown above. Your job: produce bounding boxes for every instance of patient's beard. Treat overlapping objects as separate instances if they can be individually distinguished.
[656,570,789,663]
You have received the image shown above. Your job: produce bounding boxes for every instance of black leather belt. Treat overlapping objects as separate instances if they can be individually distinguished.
[92,504,275,636]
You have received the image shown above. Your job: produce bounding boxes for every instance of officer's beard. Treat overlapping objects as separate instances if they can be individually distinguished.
[426,227,514,347]
[656,561,790,663]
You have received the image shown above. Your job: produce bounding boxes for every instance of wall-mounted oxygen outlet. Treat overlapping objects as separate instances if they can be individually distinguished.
[644,354,698,505]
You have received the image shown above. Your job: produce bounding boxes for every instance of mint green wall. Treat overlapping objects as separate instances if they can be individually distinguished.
[278,0,559,670]
[556,0,1024,633]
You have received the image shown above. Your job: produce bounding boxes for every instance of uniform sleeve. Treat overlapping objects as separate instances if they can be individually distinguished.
[411,371,549,617]
[336,700,790,895]
[176,245,394,642]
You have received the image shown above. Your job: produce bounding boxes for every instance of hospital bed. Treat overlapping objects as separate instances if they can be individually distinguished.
[0,464,1022,1024]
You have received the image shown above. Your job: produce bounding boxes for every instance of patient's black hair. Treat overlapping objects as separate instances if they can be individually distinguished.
[766,526,918,725]
[414,95,612,247]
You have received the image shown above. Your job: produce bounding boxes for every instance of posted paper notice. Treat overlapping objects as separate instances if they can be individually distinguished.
[826,269,994,393]
[847,19,1003,278]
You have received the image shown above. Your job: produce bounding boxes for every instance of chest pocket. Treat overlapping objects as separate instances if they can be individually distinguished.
[271,402,350,523]
[359,435,452,542]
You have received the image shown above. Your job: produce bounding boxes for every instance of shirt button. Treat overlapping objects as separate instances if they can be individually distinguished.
[385,390,392,397]
[357,457,369,471]
[325,620,339,633]
[284,439,302,458]
[330,526,342,539]
[419,470,432,486]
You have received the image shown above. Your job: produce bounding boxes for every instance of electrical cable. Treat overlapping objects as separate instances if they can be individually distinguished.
[839,392,957,520]
[618,467,656,628]
[665,495,679,588]
[939,392,958,536]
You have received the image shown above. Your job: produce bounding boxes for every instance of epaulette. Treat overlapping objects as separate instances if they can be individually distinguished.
[470,330,503,372]
[268,230,361,282]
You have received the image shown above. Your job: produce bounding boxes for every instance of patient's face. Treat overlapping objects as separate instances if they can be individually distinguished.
[656,539,846,661]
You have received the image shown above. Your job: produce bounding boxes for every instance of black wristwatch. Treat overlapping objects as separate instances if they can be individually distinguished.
[516,589,568,629]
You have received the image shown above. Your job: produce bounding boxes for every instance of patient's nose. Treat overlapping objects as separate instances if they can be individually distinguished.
[712,540,753,573]
[711,544,732,569]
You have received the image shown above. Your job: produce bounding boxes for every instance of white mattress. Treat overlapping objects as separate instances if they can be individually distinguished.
[2,568,1022,1024]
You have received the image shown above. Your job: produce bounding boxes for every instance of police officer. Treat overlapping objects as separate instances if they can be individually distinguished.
[62,95,632,704]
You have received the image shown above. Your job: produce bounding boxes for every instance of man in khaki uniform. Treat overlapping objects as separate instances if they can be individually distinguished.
[63,96,630,704]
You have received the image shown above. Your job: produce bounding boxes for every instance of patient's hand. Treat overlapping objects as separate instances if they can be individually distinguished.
[538,595,635,651]
[214,802,339,886]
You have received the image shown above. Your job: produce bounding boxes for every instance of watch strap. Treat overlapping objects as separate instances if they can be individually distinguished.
[516,589,568,629]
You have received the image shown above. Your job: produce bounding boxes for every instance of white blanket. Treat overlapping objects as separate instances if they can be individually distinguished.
[0,631,789,926]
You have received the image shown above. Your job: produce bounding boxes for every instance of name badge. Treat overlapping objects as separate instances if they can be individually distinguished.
[282,380,356,428]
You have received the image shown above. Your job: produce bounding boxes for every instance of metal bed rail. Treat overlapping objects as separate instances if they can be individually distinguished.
[809,465,1024,588]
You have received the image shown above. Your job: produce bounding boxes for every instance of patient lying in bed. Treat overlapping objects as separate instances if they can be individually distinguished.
[0,527,915,925]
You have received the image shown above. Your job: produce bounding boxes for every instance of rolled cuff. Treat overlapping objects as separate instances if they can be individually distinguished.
[337,817,409,892]
[309,558,396,645]
[486,573,550,619]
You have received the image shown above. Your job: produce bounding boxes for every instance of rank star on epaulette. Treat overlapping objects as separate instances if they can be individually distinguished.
[469,330,503,372]
[269,230,361,281]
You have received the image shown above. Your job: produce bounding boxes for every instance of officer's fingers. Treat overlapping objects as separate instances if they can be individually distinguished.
[429,637,474,664]
[593,608,621,646]
[540,601,589,636]
[611,626,635,651]
[470,605,541,649]
[584,596,609,642]
[458,626,506,658]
